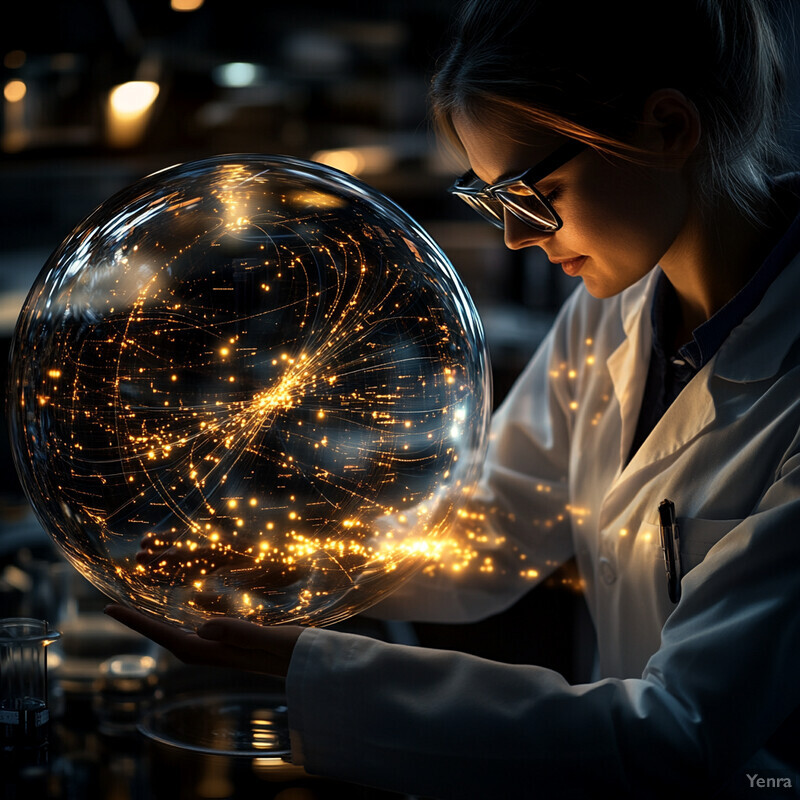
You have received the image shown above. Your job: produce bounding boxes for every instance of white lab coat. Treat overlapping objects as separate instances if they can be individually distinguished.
[286,243,800,798]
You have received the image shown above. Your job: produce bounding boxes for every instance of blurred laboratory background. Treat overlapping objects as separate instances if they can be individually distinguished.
[0,1,798,797]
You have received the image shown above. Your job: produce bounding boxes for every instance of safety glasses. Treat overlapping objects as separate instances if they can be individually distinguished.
[448,139,587,233]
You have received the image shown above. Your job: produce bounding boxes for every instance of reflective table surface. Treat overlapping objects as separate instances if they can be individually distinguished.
[0,510,420,800]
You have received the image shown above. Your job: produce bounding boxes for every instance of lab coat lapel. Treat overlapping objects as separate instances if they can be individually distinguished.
[600,269,718,529]
[605,270,656,476]
[627,369,718,469]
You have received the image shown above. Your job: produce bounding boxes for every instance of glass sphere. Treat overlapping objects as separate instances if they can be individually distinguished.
[8,154,491,628]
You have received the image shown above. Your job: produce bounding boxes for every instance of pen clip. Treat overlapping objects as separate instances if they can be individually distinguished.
[658,499,681,603]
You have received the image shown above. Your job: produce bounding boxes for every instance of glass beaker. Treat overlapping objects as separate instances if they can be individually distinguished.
[0,618,61,753]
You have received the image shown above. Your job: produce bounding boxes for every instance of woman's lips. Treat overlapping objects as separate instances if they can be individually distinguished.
[550,255,587,277]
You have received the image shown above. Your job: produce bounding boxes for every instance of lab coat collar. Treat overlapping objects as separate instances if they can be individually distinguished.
[620,268,658,339]
[713,250,800,382]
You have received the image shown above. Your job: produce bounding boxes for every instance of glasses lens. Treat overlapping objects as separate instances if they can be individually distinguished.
[454,192,505,228]
[496,186,559,232]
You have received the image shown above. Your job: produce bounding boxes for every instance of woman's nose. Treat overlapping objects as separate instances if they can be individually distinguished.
[503,209,552,250]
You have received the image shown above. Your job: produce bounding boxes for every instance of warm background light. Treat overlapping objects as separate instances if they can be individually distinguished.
[312,145,396,177]
[3,50,26,69]
[3,78,28,152]
[109,81,160,117]
[106,80,160,148]
[3,80,26,103]
[171,0,204,10]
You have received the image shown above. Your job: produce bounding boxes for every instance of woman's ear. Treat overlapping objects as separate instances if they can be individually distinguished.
[639,89,701,163]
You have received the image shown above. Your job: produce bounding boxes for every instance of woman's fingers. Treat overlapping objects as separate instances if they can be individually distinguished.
[103,604,303,677]
[104,604,192,648]
[104,604,236,668]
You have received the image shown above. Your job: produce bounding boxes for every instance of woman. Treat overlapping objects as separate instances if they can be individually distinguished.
[108,0,800,796]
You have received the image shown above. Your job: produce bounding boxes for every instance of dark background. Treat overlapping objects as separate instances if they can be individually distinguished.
[1,0,799,683]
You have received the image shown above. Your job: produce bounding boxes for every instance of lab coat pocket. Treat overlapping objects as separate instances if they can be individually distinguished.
[676,517,744,575]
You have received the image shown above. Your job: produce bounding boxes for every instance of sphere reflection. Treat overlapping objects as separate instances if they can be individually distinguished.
[9,154,490,628]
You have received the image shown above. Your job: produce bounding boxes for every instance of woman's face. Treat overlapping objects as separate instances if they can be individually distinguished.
[452,112,692,299]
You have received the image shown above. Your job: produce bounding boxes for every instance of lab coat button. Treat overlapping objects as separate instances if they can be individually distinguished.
[599,557,616,584]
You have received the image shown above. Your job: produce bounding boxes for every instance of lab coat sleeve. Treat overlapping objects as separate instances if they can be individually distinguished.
[286,433,800,799]
[365,289,584,624]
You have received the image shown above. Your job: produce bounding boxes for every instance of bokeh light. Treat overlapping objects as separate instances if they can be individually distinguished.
[8,154,491,628]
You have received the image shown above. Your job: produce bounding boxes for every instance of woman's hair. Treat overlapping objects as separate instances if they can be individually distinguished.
[431,0,794,222]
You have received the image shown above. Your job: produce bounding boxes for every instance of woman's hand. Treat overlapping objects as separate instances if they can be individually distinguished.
[104,604,303,678]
